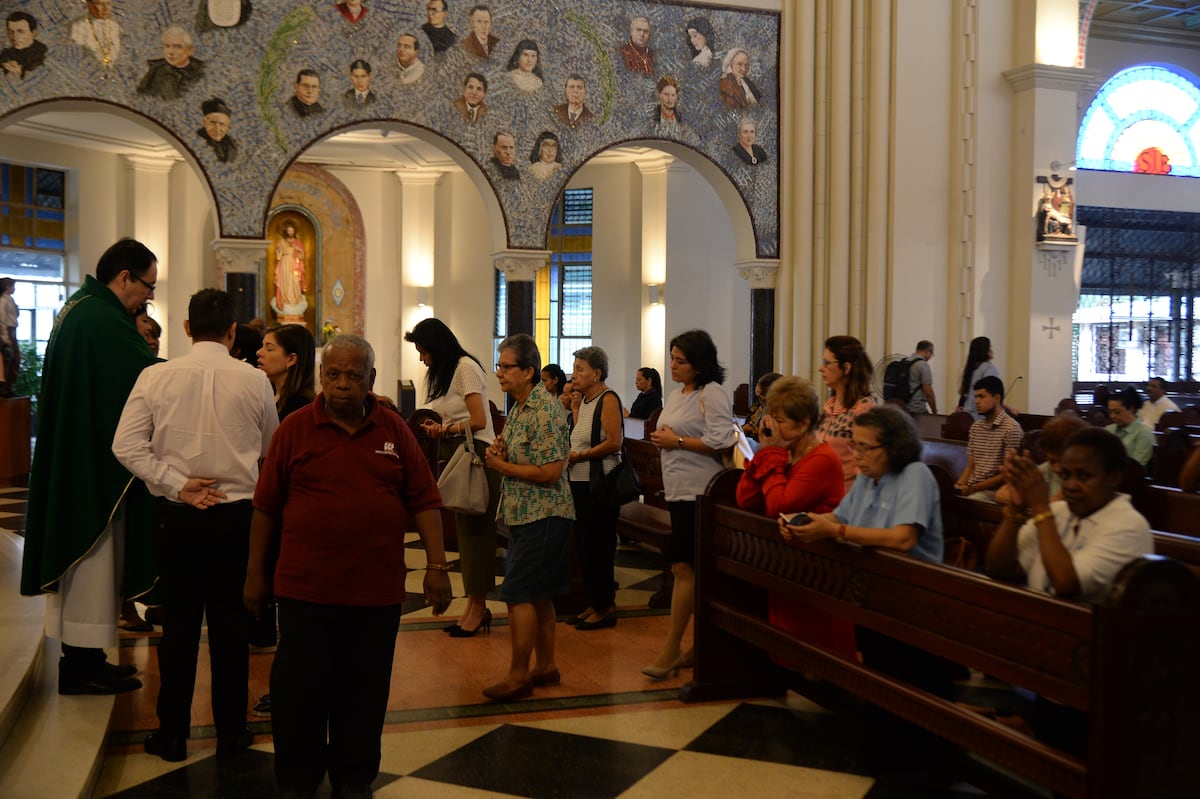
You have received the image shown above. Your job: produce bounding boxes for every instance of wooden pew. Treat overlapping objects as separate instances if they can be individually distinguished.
[911,412,947,440]
[685,470,1200,799]
[941,411,974,441]
[920,437,968,484]
[929,463,1200,576]
[615,437,673,607]
[1015,412,1053,431]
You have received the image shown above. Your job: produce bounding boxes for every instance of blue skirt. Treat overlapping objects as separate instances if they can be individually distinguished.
[498,516,571,604]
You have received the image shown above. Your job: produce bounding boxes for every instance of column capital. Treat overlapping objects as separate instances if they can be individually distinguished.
[394,169,447,187]
[1002,63,1097,94]
[212,238,269,273]
[736,259,781,289]
[122,154,179,173]
[633,154,675,176]
[493,250,550,281]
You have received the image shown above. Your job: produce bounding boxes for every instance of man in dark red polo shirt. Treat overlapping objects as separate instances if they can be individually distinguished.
[245,334,452,799]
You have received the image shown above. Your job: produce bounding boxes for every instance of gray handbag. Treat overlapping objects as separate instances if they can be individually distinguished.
[436,423,489,515]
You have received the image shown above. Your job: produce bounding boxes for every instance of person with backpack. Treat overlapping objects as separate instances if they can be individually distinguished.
[884,340,937,414]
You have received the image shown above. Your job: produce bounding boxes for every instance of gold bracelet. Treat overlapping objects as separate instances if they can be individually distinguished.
[426,562,451,571]
[1029,509,1055,526]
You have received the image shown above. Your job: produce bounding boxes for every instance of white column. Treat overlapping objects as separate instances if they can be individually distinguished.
[635,156,672,379]
[1003,62,1096,413]
[212,239,269,340]
[396,170,445,387]
[123,155,177,350]
[211,239,269,287]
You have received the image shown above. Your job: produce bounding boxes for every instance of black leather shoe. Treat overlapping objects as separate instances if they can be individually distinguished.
[102,661,139,679]
[144,731,187,762]
[216,727,253,757]
[575,612,617,630]
[59,672,142,696]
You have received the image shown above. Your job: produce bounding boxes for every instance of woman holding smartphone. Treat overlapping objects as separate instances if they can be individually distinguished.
[735,377,851,659]
[736,377,843,516]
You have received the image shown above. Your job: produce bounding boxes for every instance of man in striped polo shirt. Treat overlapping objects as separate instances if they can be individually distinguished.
[955,375,1023,502]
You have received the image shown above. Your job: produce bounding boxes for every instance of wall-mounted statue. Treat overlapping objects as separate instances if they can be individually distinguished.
[271,218,310,323]
[1036,175,1076,243]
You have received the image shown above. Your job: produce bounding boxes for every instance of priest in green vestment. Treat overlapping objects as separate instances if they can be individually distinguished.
[21,238,160,695]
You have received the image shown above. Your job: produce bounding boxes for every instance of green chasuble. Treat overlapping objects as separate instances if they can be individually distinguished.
[20,276,159,600]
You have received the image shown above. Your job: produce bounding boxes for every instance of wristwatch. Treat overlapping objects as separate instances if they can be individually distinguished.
[676,436,684,449]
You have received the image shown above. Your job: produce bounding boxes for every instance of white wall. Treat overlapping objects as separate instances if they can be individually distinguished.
[436,170,503,403]
[324,168,402,397]
[663,161,746,389]
[889,0,955,402]
[570,160,641,402]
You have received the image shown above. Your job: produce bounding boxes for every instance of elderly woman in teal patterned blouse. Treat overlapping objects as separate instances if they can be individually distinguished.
[482,333,575,702]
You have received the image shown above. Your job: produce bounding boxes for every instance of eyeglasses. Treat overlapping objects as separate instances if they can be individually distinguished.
[495,362,521,371]
[132,275,156,292]
[851,441,884,454]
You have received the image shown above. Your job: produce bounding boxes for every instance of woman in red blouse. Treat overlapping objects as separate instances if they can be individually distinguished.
[736,376,855,660]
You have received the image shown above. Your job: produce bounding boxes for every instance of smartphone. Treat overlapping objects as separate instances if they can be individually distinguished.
[780,512,812,526]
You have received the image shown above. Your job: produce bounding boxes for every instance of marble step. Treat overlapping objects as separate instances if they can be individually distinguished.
[0,531,118,799]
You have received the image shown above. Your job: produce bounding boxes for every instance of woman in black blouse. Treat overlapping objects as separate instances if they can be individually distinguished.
[625,367,663,419]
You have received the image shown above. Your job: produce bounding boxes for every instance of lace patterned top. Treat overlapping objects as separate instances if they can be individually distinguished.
[816,395,876,493]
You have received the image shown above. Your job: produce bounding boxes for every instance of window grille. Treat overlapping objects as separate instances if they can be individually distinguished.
[1073,206,1200,383]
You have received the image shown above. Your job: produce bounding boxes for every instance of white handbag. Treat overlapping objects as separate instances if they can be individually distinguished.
[436,423,489,515]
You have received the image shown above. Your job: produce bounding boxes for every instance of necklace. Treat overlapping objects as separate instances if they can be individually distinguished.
[583,384,606,404]
[85,16,114,67]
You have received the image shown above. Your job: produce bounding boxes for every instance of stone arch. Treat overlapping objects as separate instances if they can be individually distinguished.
[268,119,509,254]
[0,97,221,230]
[549,136,761,262]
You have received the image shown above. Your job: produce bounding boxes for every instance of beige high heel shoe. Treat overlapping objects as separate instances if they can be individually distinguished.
[641,652,685,681]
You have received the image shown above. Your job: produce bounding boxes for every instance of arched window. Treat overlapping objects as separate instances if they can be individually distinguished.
[1077,65,1200,178]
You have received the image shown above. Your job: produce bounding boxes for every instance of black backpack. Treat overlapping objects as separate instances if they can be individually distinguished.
[882,356,919,403]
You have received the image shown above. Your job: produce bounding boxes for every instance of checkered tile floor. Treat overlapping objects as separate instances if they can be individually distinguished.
[99,699,1007,798]
[8,497,1035,798]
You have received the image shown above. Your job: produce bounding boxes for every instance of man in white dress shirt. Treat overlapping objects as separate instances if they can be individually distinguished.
[113,288,278,763]
[1138,376,1180,429]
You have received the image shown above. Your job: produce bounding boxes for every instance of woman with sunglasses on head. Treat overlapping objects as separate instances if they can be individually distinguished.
[816,335,876,492]
[404,318,500,638]
[643,329,737,679]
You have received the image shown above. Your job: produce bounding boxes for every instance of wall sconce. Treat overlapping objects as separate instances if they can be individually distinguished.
[646,283,663,306]
[416,286,430,307]
[1050,160,1076,174]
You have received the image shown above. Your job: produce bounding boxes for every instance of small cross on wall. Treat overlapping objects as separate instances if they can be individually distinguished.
[1042,317,1062,339]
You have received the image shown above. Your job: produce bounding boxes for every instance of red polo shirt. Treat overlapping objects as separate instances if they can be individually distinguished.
[254,395,442,606]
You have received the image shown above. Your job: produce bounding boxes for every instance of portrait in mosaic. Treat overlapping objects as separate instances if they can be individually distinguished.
[0,1,780,256]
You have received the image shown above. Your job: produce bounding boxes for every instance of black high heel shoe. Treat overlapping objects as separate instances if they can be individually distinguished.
[449,608,492,637]
[442,622,462,633]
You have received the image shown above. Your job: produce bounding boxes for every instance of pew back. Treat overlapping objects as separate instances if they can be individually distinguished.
[688,471,1200,799]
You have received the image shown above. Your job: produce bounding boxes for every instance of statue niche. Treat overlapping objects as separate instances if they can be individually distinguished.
[266,214,315,327]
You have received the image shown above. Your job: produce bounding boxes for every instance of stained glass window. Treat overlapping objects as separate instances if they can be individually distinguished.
[1077,65,1200,178]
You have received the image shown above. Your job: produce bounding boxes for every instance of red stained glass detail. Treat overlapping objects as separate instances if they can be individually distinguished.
[1134,147,1171,175]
